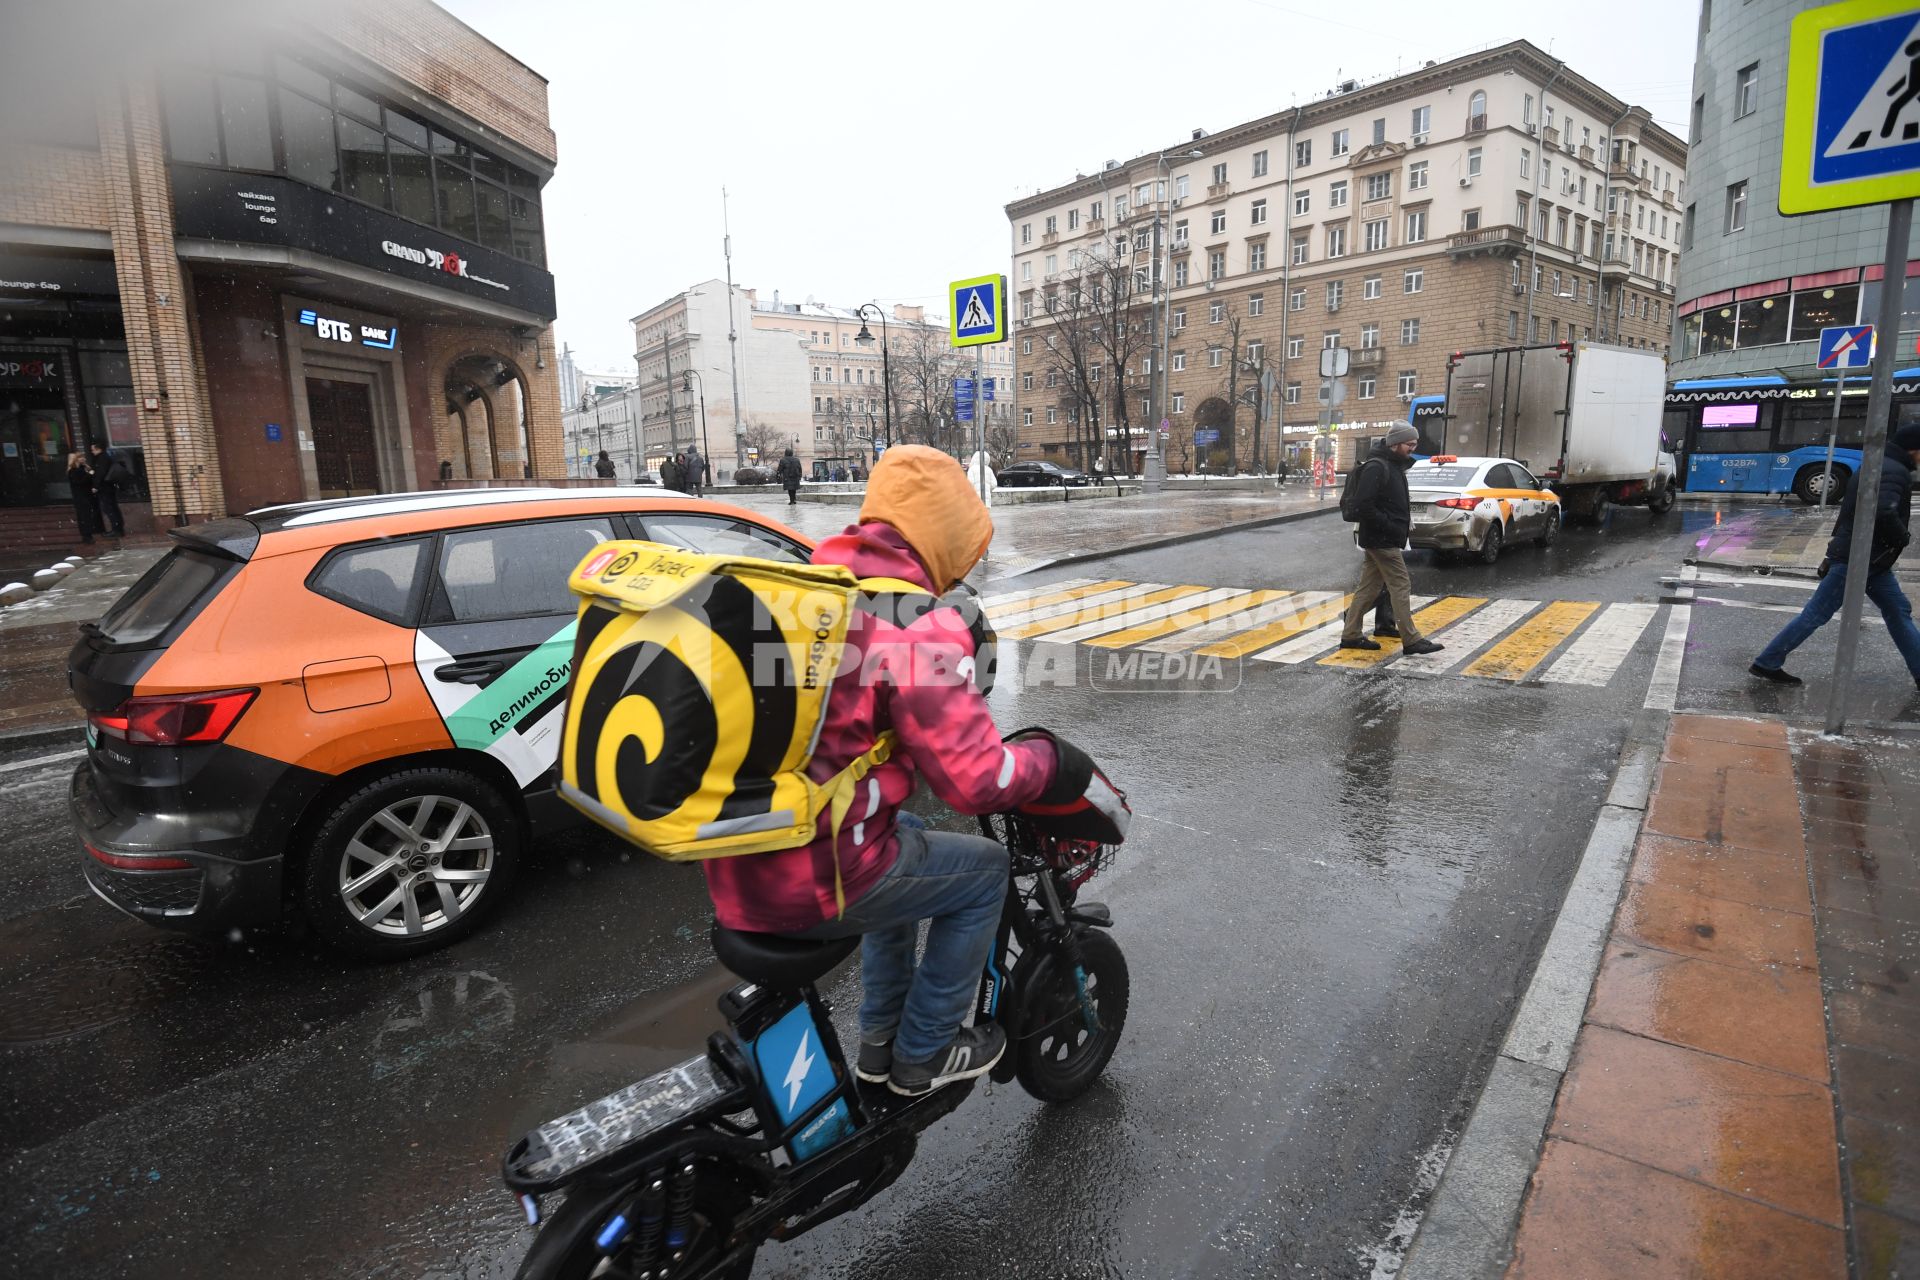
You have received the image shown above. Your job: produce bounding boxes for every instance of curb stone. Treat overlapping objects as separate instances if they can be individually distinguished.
[1399,706,1670,1280]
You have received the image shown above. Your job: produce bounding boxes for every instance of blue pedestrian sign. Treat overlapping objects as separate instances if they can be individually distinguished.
[1818,324,1877,368]
[1783,1,1920,213]
[1194,428,1220,445]
[948,274,1007,347]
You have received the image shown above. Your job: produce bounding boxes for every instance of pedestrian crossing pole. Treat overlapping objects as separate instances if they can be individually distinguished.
[1825,197,1911,734]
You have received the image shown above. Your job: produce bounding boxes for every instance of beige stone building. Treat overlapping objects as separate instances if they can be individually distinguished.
[0,0,565,544]
[1005,40,1686,473]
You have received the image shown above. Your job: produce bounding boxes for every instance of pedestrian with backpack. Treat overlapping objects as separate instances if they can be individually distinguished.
[1337,425,1443,655]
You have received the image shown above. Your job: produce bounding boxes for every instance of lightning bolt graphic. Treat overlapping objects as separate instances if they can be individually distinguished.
[783,1028,815,1113]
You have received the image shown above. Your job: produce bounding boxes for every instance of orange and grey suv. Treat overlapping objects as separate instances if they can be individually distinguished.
[69,488,813,959]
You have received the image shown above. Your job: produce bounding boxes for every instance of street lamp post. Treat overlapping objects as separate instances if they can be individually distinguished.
[853,303,893,450]
[682,369,712,484]
[1151,148,1204,492]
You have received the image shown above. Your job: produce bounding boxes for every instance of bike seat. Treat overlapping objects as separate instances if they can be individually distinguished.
[711,922,859,989]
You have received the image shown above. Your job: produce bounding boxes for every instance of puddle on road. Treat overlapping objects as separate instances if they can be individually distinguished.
[0,933,222,1046]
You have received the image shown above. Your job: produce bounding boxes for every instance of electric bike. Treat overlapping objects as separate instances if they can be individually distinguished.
[501,812,1128,1279]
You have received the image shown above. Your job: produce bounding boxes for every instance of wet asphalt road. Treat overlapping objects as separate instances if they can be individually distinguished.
[3,500,1904,1279]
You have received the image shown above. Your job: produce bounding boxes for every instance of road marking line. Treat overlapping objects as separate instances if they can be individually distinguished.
[1083,588,1280,648]
[1192,594,1353,658]
[1645,603,1690,711]
[1142,591,1335,653]
[1040,587,1244,644]
[1461,601,1601,681]
[1540,603,1660,687]
[1254,596,1438,664]
[988,582,1143,629]
[978,577,1100,610]
[1693,597,1804,615]
[1000,584,1200,640]
[1392,599,1542,675]
[1317,596,1488,669]
[0,747,85,775]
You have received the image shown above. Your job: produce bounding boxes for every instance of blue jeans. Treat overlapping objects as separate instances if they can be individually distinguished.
[1754,563,1920,678]
[797,824,1007,1063]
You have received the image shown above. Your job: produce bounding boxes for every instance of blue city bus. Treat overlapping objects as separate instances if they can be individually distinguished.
[1666,370,1920,503]
[1407,394,1447,456]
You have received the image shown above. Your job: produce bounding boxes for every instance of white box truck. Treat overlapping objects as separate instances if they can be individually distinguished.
[1441,342,1677,519]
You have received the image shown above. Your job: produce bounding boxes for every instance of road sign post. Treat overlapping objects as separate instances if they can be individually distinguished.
[1817,324,1875,506]
[1782,0,1920,732]
[949,275,1005,512]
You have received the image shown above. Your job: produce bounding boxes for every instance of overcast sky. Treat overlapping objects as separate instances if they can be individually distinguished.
[439,0,1699,373]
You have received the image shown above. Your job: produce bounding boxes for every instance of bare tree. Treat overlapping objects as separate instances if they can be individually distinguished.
[1085,236,1152,476]
[890,325,974,457]
[1030,266,1108,471]
[739,419,791,469]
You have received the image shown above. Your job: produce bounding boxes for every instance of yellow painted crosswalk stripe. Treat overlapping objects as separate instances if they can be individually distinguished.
[1001,585,1207,640]
[1195,594,1353,658]
[1318,596,1488,669]
[1085,589,1292,649]
[1461,600,1601,681]
[984,579,1133,621]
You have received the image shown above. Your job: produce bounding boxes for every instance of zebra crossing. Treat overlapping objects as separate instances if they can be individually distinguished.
[979,577,1666,688]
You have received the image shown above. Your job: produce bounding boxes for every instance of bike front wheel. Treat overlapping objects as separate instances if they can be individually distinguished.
[1015,930,1129,1103]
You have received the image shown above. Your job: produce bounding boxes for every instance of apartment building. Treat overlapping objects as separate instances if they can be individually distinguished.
[0,0,562,535]
[628,282,1012,479]
[1005,40,1686,471]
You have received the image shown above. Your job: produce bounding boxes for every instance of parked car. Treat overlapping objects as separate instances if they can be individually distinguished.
[1406,454,1563,564]
[999,461,1091,487]
[68,488,814,959]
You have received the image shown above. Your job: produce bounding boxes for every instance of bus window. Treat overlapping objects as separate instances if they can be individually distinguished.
[1780,400,1864,451]
[1692,401,1770,453]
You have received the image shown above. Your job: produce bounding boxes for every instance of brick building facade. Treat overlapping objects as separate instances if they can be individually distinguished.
[0,0,562,538]
[1004,41,1686,474]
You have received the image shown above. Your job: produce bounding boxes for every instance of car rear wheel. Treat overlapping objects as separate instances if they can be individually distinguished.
[1477,521,1505,564]
[1534,509,1561,547]
[301,767,521,959]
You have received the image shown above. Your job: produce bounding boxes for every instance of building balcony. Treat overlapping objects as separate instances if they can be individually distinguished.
[1041,231,1060,247]
[1446,223,1527,257]
[1542,125,1560,148]
[1464,113,1488,135]
[1352,346,1384,367]
[1207,182,1232,202]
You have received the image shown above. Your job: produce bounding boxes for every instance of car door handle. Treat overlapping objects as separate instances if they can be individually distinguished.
[437,658,505,684]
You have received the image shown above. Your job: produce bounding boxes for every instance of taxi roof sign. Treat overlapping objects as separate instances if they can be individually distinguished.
[949,274,1006,347]
[1782,0,1920,214]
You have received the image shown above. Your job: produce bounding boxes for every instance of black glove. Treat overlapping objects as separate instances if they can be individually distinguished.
[1818,558,1831,579]
[1005,729,1130,844]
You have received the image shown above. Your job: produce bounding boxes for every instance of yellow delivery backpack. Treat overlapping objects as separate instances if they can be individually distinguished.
[557,540,929,906]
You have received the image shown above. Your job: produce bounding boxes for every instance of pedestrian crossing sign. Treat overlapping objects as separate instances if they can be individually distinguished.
[949,274,1007,347]
[1782,0,1920,213]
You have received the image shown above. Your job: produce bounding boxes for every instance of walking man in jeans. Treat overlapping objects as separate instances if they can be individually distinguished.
[1338,424,1444,655]
[1751,422,1920,689]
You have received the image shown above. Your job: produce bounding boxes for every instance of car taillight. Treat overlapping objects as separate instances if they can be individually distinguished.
[1435,496,1480,510]
[86,843,194,872]
[89,688,257,746]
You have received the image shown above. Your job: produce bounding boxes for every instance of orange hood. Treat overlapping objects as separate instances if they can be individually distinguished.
[857,446,994,592]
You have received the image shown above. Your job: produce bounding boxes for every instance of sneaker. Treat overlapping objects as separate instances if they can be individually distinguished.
[1338,636,1382,651]
[887,1024,1006,1097]
[1749,663,1803,686]
[855,1036,893,1084]
[1373,626,1401,639]
[1401,639,1445,656]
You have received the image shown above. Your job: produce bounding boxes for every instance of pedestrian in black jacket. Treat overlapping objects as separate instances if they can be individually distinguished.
[1338,425,1444,655]
[1751,423,1920,688]
[66,451,98,544]
[777,448,802,505]
[88,442,128,537]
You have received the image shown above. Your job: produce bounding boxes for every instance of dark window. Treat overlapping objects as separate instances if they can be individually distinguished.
[336,116,389,206]
[95,549,231,647]
[1698,303,1738,355]
[1733,295,1789,348]
[274,54,329,101]
[640,515,808,563]
[431,129,471,171]
[434,518,617,622]
[389,137,434,225]
[309,539,427,625]
[163,69,221,165]
[436,164,478,241]
[472,149,507,185]
[277,87,337,190]
[509,190,545,266]
[217,76,274,170]
[386,109,429,150]
[475,180,512,252]
[1780,400,1864,450]
[1790,286,1859,341]
[333,81,382,126]
[1693,425,1772,453]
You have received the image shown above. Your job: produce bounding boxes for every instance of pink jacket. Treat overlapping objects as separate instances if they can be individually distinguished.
[702,522,1055,932]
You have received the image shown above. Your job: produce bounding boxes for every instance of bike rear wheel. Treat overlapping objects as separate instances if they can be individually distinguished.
[514,1170,756,1280]
[1015,930,1129,1103]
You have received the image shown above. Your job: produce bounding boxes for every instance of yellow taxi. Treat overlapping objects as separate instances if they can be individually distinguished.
[1406,455,1562,564]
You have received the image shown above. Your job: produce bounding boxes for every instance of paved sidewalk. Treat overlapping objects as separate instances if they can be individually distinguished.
[1507,714,1919,1278]
[724,482,1336,581]
[0,546,165,738]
